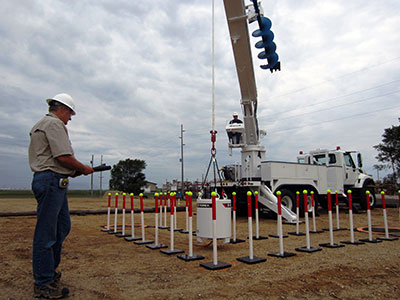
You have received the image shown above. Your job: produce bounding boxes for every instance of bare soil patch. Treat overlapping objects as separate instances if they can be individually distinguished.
[1,195,400,300]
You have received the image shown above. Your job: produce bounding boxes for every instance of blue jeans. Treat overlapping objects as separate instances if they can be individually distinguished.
[32,171,71,286]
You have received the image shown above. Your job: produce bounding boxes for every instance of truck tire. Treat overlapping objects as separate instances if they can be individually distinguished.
[360,186,376,210]
[280,189,295,213]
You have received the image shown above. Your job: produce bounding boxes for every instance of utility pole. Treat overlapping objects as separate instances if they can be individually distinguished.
[99,155,103,197]
[90,154,94,197]
[179,124,185,197]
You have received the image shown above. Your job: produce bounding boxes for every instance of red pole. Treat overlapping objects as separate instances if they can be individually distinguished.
[366,191,371,210]
[233,192,236,212]
[296,191,299,209]
[130,193,134,211]
[123,193,126,210]
[277,192,282,216]
[335,191,339,207]
[327,190,332,212]
[381,191,386,210]
[348,190,353,210]
[247,192,252,218]
[107,193,111,208]
[155,194,159,214]
[212,192,216,220]
[189,192,193,217]
[115,193,119,208]
[303,191,308,212]
[171,193,175,215]
[140,194,144,212]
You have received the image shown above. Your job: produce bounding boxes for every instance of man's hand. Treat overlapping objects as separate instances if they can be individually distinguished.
[57,155,94,176]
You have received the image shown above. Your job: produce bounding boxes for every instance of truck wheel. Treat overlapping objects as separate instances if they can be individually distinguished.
[280,189,295,213]
[360,187,376,210]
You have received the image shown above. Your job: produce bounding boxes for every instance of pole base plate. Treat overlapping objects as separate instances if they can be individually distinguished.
[160,249,184,255]
[309,230,324,234]
[230,238,246,244]
[288,232,305,236]
[268,234,288,239]
[377,236,399,241]
[253,235,269,240]
[268,252,296,258]
[340,240,364,245]
[134,240,154,245]
[177,254,205,261]
[295,246,322,253]
[319,242,345,248]
[359,238,382,243]
[124,236,141,242]
[236,256,267,264]
[323,228,347,231]
[146,243,168,250]
[200,261,232,270]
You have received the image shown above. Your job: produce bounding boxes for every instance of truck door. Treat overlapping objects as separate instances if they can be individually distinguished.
[343,152,359,186]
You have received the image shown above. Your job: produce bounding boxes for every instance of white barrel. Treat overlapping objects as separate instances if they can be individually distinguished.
[196,198,231,240]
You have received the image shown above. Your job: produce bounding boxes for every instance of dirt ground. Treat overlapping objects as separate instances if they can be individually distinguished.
[1,195,400,300]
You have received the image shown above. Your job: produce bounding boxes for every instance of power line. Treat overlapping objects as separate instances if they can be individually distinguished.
[264,79,400,118]
[267,103,400,134]
[269,56,400,99]
[265,89,400,123]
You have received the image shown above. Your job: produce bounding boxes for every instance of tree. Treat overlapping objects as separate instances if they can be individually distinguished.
[373,120,400,186]
[109,159,146,194]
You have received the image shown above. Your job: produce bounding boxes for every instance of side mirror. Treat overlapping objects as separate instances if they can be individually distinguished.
[357,153,363,168]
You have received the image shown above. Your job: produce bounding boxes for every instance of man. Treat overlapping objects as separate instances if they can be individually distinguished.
[227,112,243,144]
[29,93,94,299]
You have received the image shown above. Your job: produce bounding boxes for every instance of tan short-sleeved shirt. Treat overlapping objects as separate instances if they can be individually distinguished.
[29,113,75,176]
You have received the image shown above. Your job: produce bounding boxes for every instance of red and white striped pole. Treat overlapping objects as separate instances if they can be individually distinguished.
[359,191,381,243]
[181,192,189,233]
[231,192,245,243]
[109,193,120,234]
[310,191,322,234]
[178,191,204,261]
[116,193,127,237]
[253,191,267,240]
[125,193,140,241]
[377,191,398,241]
[134,193,153,245]
[237,191,266,264]
[295,190,322,253]
[341,190,363,245]
[269,191,296,258]
[161,193,184,255]
[147,193,168,249]
[334,190,345,230]
[102,192,112,232]
[288,191,305,236]
[159,191,163,227]
[201,192,232,269]
[319,190,344,248]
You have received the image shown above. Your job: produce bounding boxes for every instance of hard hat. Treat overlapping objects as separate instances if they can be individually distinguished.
[233,112,239,116]
[46,93,76,115]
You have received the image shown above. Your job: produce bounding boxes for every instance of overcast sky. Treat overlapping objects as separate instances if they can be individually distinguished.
[1,0,399,190]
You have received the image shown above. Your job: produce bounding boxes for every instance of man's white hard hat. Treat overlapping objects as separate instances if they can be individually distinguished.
[233,112,239,116]
[46,93,76,115]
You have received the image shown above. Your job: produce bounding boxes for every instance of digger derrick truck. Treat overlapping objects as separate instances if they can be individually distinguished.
[219,0,375,220]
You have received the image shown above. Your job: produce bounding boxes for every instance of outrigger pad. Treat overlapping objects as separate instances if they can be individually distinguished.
[124,236,141,242]
[359,238,382,243]
[288,232,305,236]
[134,240,154,245]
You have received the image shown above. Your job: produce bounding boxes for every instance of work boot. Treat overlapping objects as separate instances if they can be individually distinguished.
[34,282,69,299]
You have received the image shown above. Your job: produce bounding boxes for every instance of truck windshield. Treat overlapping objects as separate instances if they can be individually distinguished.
[312,154,336,165]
